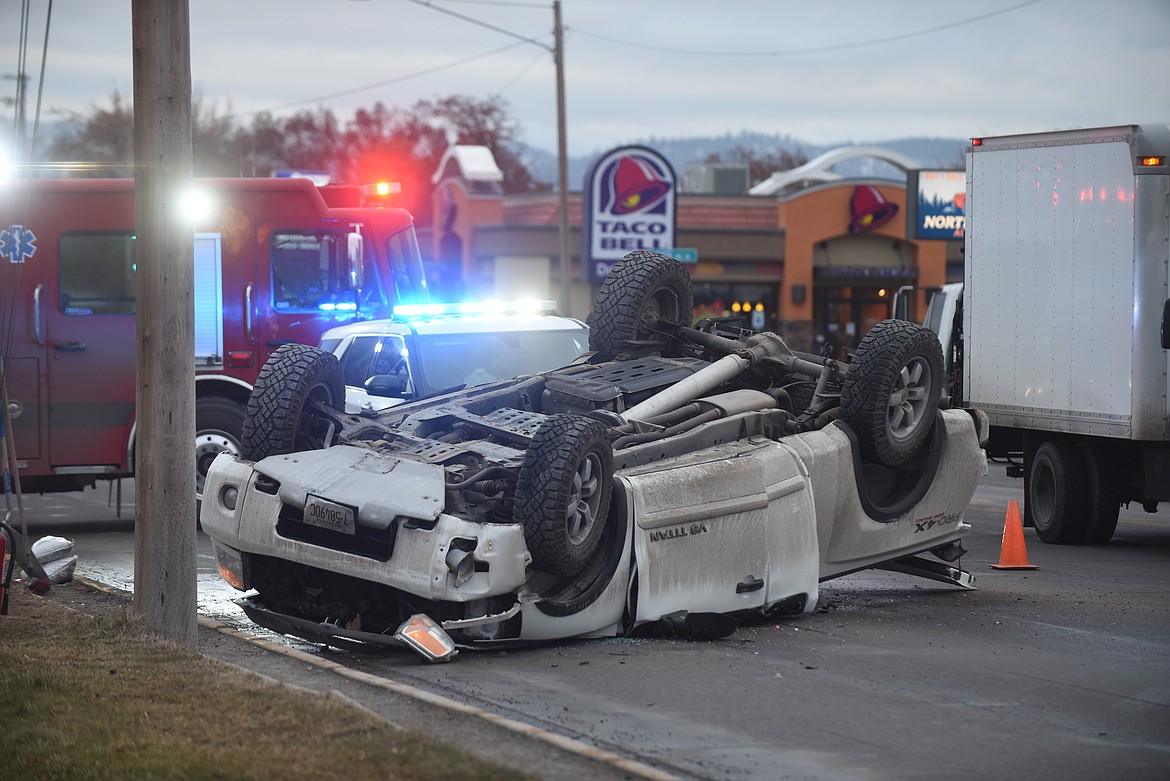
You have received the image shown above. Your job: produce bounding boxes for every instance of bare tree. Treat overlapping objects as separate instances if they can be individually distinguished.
[415,94,549,194]
[47,91,254,177]
[48,92,135,176]
[191,97,244,176]
[43,92,546,204]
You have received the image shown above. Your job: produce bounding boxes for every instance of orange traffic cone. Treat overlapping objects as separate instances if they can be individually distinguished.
[990,499,1038,570]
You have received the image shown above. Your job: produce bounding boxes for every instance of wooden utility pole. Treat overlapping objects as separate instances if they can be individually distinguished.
[554,0,572,316]
[131,0,197,646]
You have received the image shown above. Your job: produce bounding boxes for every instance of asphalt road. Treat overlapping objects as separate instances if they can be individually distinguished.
[7,465,1170,780]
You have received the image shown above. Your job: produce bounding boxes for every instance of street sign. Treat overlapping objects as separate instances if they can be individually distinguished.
[659,247,698,263]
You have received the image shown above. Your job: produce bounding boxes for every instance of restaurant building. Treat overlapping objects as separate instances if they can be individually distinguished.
[419,145,963,353]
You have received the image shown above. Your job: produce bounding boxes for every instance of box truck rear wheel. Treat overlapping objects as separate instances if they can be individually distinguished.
[241,344,345,461]
[1029,440,1090,544]
[1076,442,1120,545]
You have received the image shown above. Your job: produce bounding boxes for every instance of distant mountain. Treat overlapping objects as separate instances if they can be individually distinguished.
[516,131,967,191]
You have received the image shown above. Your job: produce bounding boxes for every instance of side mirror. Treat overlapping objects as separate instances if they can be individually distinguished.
[347,228,365,292]
[892,285,914,321]
[365,374,406,397]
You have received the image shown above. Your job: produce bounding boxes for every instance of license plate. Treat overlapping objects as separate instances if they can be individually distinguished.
[303,494,356,535]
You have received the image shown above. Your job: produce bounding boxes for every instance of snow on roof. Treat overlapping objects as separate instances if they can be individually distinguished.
[431,145,505,185]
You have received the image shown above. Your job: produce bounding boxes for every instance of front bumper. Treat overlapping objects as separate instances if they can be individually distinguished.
[200,449,532,603]
[238,596,460,661]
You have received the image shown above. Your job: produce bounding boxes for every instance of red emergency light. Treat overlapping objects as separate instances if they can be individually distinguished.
[362,181,402,197]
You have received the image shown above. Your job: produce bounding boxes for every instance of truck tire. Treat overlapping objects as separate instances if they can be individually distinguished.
[195,397,245,502]
[840,319,943,467]
[514,414,614,576]
[1029,440,1089,544]
[1077,442,1120,545]
[782,380,816,415]
[240,344,345,462]
[589,250,693,357]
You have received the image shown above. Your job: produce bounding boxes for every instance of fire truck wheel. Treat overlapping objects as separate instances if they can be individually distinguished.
[241,344,345,462]
[195,397,246,503]
[589,250,694,357]
[840,319,943,467]
[514,414,614,576]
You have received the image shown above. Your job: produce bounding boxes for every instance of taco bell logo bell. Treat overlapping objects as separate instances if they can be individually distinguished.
[583,146,676,283]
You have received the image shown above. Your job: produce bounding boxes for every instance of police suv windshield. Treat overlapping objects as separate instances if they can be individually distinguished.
[411,329,589,394]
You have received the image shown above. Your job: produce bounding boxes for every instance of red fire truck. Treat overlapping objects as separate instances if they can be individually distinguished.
[0,176,429,502]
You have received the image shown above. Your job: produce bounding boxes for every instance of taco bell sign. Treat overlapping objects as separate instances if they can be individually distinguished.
[582,146,677,283]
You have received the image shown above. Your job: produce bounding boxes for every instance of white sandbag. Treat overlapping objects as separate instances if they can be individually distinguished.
[42,554,78,584]
[31,535,75,564]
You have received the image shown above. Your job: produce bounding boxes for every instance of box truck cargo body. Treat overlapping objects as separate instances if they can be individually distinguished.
[0,177,429,500]
[956,123,1169,544]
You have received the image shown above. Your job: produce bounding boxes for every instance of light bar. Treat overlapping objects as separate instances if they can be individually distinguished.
[393,300,557,319]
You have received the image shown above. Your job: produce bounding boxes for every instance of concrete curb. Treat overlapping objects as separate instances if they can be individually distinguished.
[76,576,681,781]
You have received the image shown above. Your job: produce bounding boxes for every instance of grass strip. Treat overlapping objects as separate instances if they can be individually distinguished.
[0,585,531,781]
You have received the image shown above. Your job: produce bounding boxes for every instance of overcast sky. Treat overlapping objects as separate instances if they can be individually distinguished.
[3,0,1169,157]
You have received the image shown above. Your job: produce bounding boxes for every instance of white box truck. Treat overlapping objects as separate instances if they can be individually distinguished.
[927,123,1169,544]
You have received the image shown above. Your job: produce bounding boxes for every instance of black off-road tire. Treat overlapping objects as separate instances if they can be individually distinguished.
[589,250,694,357]
[195,396,246,502]
[1029,440,1090,544]
[840,319,943,467]
[782,381,816,415]
[240,344,345,462]
[1077,442,1120,545]
[514,414,614,576]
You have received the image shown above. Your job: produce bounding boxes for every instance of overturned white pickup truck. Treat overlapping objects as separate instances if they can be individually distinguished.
[201,252,988,661]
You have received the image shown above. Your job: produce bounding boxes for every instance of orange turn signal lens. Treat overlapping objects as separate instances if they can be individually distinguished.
[395,614,458,662]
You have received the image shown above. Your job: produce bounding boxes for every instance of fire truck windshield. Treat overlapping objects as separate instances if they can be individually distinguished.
[387,227,428,305]
[271,230,363,312]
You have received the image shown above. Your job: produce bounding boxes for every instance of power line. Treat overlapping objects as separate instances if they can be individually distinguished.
[570,0,1045,57]
[252,38,534,115]
[252,0,556,115]
[496,46,548,95]
[402,0,552,53]
[426,0,547,7]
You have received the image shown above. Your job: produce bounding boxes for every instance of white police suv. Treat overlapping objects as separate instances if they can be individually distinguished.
[318,300,590,413]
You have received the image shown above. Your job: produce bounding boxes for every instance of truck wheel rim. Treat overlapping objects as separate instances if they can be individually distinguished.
[566,452,604,545]
[887,356,932,441]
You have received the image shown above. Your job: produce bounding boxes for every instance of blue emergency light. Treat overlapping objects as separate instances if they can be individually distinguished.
[393,300,557,318]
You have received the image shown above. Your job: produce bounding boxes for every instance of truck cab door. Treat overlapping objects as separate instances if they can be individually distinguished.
[46,231,137,471]
[626,441,778,621]
[1,225,48,470]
